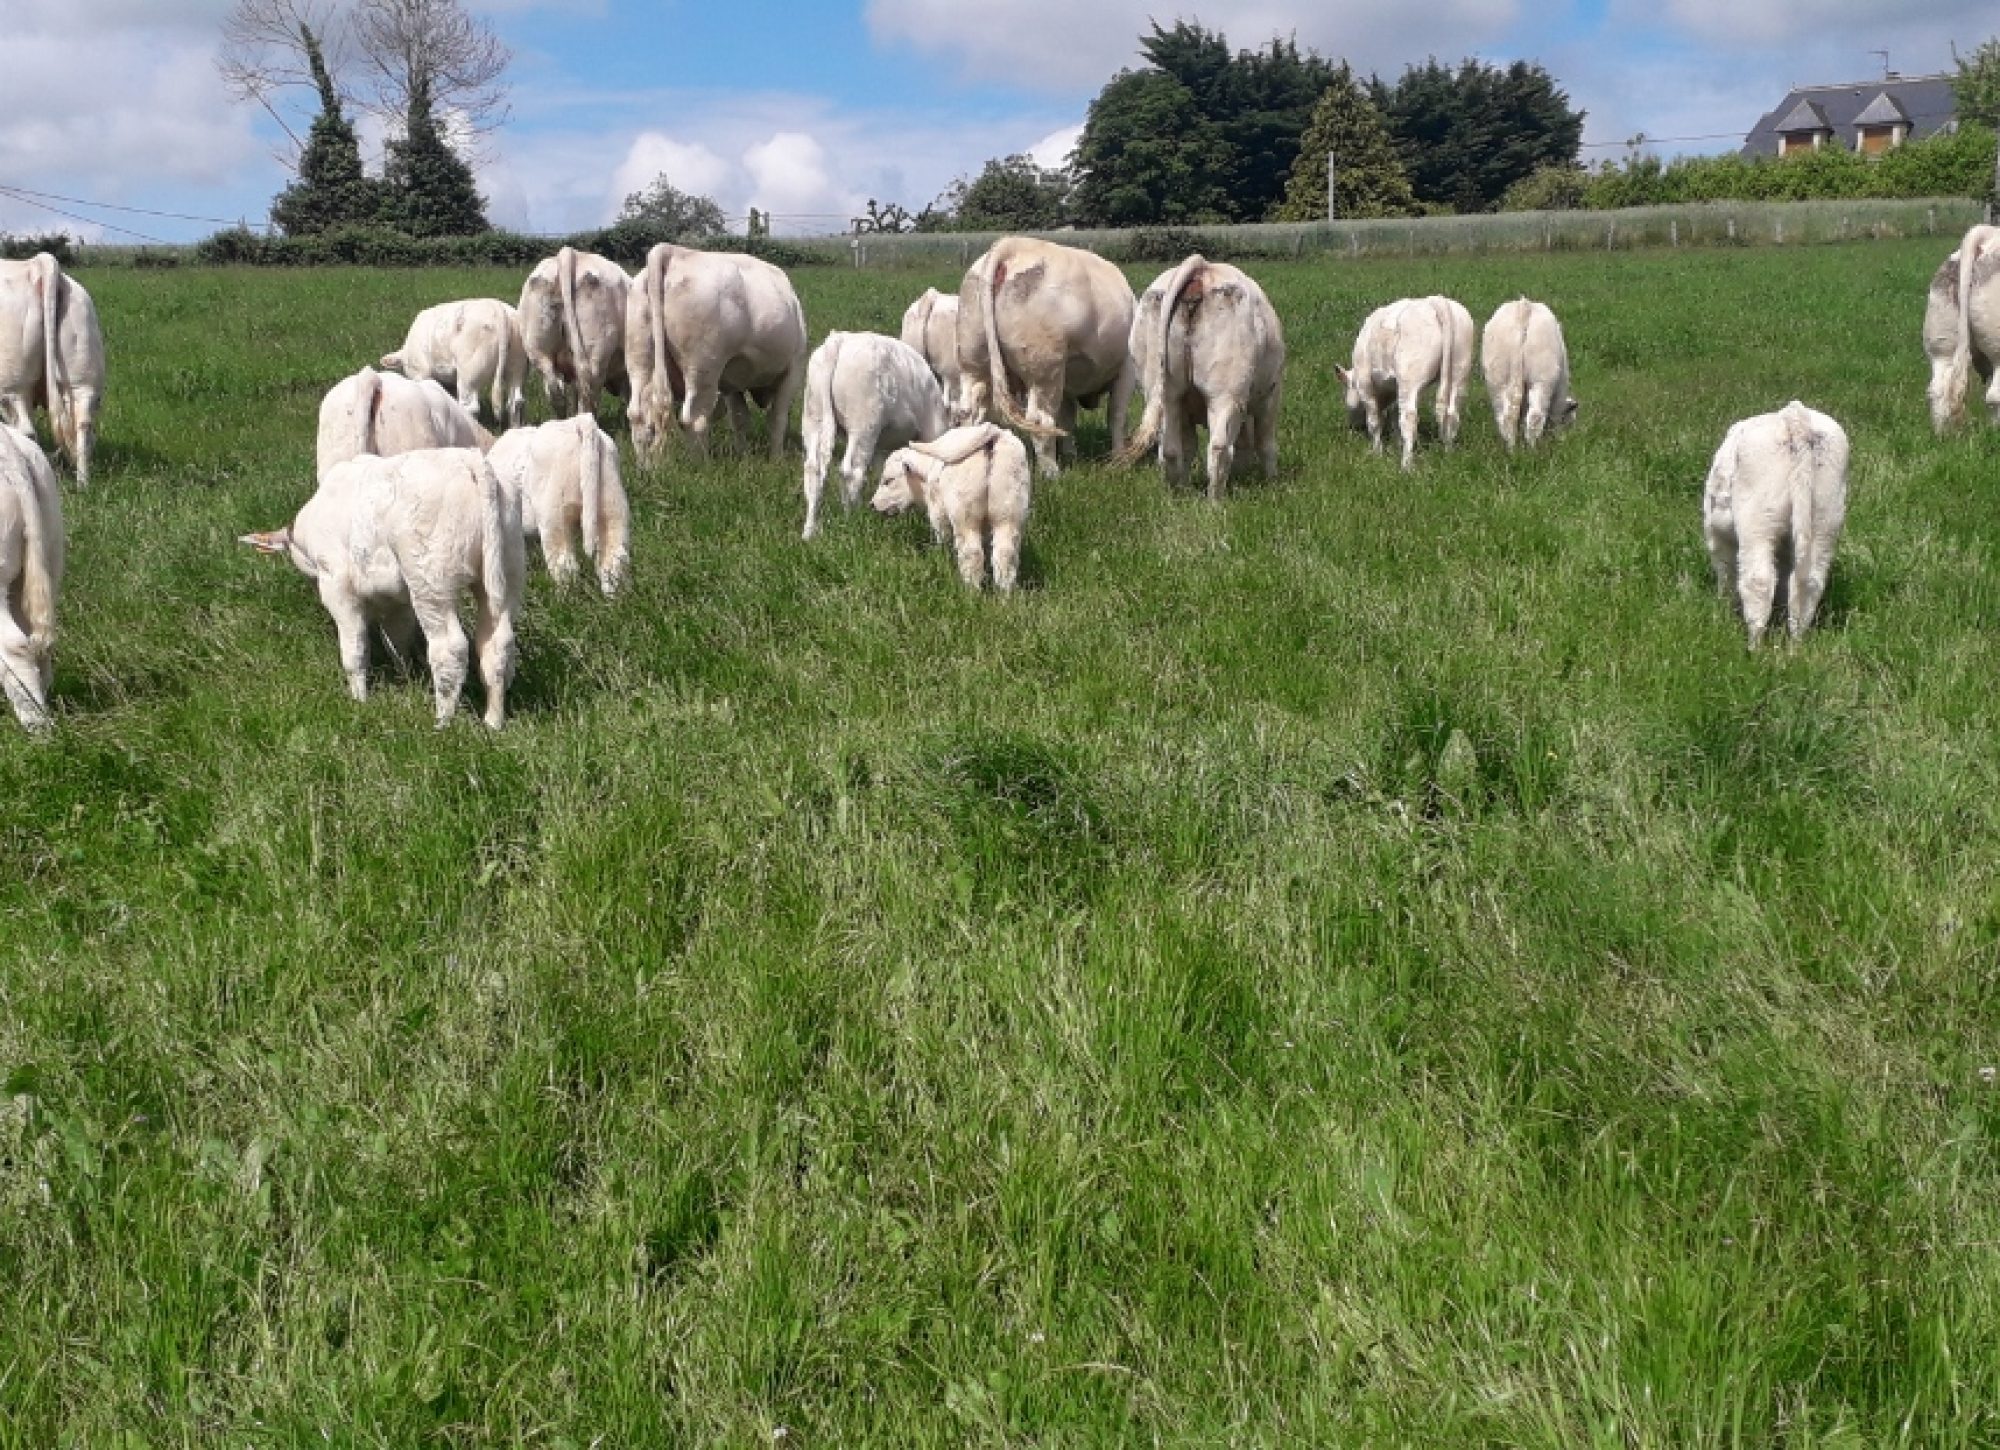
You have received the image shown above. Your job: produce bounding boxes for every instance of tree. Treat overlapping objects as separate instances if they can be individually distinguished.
[270,23,382,234]
[1277,65,1417,220]
[1070,69,1233,226]
[931,155,1071,231]
[616,175,727,239]
[377,70,488,236]
[218,0,510,153]
[353,0,511,143]
[1373,58,1584,213]
[1956,38,2000,129]
[1071,21,1336,225]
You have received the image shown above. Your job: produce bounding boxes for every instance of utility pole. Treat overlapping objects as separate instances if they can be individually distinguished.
[1326,149,1338,223]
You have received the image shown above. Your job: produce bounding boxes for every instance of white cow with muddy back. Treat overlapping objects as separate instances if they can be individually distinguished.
[1702,401,1849,649]
[1119,254,1285,499]
[0,253,105,486]
[316,366,491,481]
[801,330,948,539]
[380,298,528,430]
[1337,296,1473,471]
[1481,297,1575,449]
[519,247,629,420]
[956,236,1135,477]
[1925,224,2000,434]
[242,448,525,728]
[485,414,631,595]
[0,423,63,732]
[625,242,807,463]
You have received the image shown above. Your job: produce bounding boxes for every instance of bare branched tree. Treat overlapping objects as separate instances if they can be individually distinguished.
[216,0,356,163]
[353,0,512,142]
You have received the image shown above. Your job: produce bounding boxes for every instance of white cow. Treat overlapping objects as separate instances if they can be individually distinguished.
[625,242,808,463]
[316,366,491,482]
[1481,298,1576,449]
[1337,296,1474,471]
[1702,402,1849,649]
[242,448,525,728]
[899,288,963,413]
[519,247,630,420]
[0,424,63,731]
[0,253,106,486]
[801,331,949,539]
[1120,255,1285,499]
[1925,225,2000,434]
[871,423,1031,592]
[380,298,528,429]
[485,415,631,595]
[955,236,1136,477]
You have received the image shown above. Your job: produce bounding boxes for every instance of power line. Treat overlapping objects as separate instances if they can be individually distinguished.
[0,187,170,245]
[0,182,269,229]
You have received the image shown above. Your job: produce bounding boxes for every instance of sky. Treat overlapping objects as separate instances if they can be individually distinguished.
[1,0,1992,244]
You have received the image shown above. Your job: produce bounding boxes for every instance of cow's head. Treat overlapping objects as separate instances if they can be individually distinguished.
[628,383,678,462]
[1333,364,1367,430]
[1559,396,1580,428]
[871,450,926,514]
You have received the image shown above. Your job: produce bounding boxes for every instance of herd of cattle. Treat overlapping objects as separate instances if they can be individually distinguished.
[2,220,1999,734]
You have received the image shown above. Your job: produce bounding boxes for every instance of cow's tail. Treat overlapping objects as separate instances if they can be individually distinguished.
[1434,295,1459,415]
[1116,254,1205,465]
[480,455,523,614]
[585,418,630,594]
[33,254,73,459]
[804,330,843,453]
[491,307,521,426]
[648,245,677,432]
[1504,297,1533,436]
[15,457,59,659]
[1947,227,1991,428]
[1782,401,1820,595]
[909,288,936,356]
[982,248,1066,441]
[351,366,382,457]
[576,414,605,563]
[557,245,591,417]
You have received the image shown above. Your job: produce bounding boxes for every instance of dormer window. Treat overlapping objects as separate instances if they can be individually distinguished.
[1774,98,1833,155]
[1851,92,1910,154]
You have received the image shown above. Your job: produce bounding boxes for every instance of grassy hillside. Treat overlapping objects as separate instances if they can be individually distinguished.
[5,242,2000,1443]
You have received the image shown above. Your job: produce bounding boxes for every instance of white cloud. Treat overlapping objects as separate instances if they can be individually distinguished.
[1640,0,1988,51]
[744,132,861,225]
[865,0,1521,91]
[1027,124,1083,171]
[609,133,735,211]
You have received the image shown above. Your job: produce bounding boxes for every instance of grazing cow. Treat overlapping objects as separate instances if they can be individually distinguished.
[1481,298,1576,449]
[486,415,632,595]
[1119,254,1285,499]
[1702,401,1849,649]
[1925,225,2000,433]
[519,247,630,419]
[1336,296,1474,471]
[241,448,525,728]
[381,298,529,429]
[0,253,106,486]
[316,366,491,481]
[955,236,1136,477]
[625,242,808,462]
[0,424,63,732]
[800,331,949,539]
[899,288,963,412]
[872,423,1031,592]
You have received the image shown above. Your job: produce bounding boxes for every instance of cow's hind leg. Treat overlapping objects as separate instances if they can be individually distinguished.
[408,582,471,726]
[990,519,1022,593]
[1160,405,1191,490]
[767,357,805,462]
[0,607,51,732]
[1397,388,1422,473]
[472,588,518,730]
[1735,537,1778,650]
[839,422,879,509]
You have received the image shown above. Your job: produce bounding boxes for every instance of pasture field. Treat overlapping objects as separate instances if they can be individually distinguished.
[6,241,2000,1445]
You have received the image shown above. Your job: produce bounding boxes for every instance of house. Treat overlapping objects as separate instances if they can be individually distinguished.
[1741,72,1957,158]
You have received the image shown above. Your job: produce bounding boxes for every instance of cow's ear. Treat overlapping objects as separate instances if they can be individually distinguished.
[240,528,292,555]
[1333,364,1350,384]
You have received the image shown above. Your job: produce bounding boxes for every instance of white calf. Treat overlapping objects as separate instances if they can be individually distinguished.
[801,331,949,539]
[1337,296,1473,470]
[1481,298,1575,449]
[871,423,1031,592]
[899,288,962,413]
[316,366,491,481]
[380,298,528,429]
[486,415,631,595]
[242,448,525,727]
[0,254,105,486]
[0,424,63,731]
[1702,401,1849,649]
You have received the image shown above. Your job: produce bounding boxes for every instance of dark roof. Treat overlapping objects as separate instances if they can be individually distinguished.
[1741,73,1956,157]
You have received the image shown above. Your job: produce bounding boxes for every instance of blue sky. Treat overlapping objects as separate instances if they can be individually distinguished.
[2,0,1991,243]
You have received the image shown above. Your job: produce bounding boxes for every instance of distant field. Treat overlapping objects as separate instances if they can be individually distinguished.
[8,240,2000,1444]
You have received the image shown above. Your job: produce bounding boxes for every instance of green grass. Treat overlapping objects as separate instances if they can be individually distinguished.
[6,241,2000,1444]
